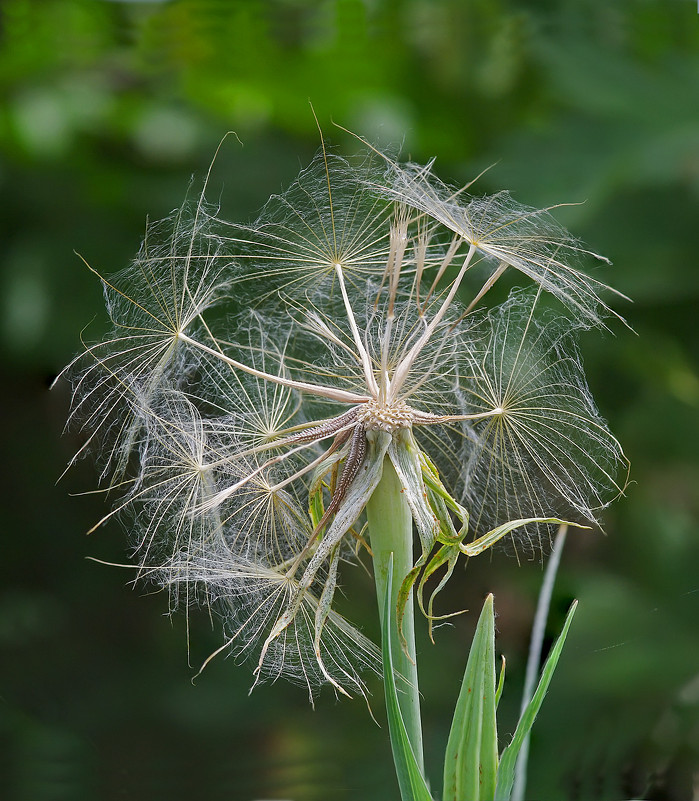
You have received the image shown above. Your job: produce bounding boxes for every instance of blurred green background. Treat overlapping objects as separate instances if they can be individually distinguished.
[1,1,698,799]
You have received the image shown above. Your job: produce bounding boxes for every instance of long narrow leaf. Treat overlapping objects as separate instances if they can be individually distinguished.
[382,555,433,801]
[511,523,568,801]
[494,600,578,800]
[443,594,499,801]
[495,656,506,709]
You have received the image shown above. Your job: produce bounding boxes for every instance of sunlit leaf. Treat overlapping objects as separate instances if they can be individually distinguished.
[495,600,578,800]
[443,594,498,801]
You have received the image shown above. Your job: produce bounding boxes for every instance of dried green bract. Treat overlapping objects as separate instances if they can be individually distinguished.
[61,141,628,700]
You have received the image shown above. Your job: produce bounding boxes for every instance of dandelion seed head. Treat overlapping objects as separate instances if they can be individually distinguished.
[61,133,628,698]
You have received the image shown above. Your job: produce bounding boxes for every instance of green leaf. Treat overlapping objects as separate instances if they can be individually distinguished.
[396,562,424,651]
[443,594,499,801]
[494,600,578,801]
[495,656,506,709]
[463,518,586,557]
[382,555,433,801]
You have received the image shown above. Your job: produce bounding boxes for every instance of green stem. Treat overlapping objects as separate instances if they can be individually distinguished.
[366,456,424,773]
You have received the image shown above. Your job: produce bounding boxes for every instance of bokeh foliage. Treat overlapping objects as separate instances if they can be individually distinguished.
[1,1,697,799]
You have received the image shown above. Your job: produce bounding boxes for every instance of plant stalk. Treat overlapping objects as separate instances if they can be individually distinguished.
[366,456,424,773]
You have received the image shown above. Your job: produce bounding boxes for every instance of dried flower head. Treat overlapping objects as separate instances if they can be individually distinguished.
[60,135,628,700]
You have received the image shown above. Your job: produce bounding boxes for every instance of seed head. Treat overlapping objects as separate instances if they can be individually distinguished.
[60,135,628,700]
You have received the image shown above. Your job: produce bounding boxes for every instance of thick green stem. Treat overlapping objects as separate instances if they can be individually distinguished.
[366,456,424,772]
